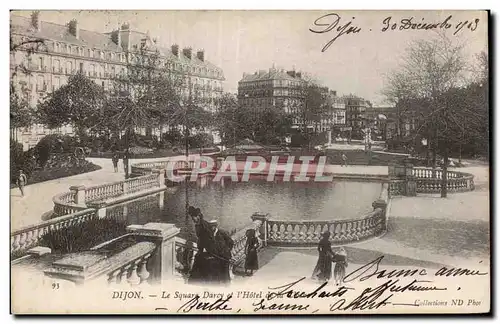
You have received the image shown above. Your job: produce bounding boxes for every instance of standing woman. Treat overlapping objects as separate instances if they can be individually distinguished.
[311,231,334,282]
[244,229,260,276]
[334,247,348,286]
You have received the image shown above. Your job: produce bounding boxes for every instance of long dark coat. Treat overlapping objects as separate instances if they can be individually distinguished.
[311,238,334,281]
[210,229,234,284]
[244,236,259,270]
[187,220,213,284]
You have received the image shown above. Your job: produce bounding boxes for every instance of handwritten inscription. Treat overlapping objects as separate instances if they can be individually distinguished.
[176,294,233,313]
[310,13,482,51]
[309,13,362,52]
[146,255,488,313]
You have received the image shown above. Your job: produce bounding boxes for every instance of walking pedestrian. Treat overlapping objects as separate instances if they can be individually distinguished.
[341,152,348,167]
[112,152,119,173]
[122,150,130,178]
[333,247,348,286]
[244,228,260,276]
[311,231,334,282]
[16,170,28,197]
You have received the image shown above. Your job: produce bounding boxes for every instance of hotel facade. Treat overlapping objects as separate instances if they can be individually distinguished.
[10,12,225,150]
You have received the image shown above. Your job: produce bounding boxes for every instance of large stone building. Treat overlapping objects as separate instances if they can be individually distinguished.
[237,66,346,133]
[237,67,306,126]
[343,95,372,139]
[10,11,225,150]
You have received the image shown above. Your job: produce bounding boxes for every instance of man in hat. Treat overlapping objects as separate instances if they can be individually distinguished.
[207,219,234,285]
[187,206,213,284]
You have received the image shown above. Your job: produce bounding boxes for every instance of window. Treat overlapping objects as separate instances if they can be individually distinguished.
[53,77,60,91]
[55,43,60,52]
[66,61,73,74]
[53,59,60,73]
[87,49,91,57]
[38,57,43,70]
[79,62,84,73]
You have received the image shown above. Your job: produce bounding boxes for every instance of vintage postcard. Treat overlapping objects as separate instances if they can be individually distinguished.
[10,9,490,315]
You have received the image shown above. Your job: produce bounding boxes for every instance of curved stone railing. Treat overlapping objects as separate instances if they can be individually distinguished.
[266,183,388,246]
[11,208,96,256]
[52,191,79,215]
[266,209,385,246]
[389,179,405,197]
[131,159,195,177]
[412,167,475,193]
[52,172,163,216]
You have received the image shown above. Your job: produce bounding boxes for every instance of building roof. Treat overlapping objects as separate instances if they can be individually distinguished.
[239,69,304,83]
[10,14,224,76]
[10,15,122,52]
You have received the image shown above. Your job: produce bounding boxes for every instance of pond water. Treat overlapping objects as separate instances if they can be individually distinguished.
[106,176,382,242]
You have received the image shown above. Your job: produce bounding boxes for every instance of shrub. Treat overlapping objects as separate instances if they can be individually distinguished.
[39,216,128,254]
[33,134,77,167]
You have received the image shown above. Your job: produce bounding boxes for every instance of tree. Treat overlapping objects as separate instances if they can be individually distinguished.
[37,73,106,138]
[285,75,328,149]
[10,84,34,141]
[383,34,487,197]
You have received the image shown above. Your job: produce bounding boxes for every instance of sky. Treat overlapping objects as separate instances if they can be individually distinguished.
[11,10,488,105]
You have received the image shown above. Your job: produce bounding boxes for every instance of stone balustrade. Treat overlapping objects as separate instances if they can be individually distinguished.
[44,240,157,287]
[43,223,180,287]
[52,191,80,215]
[389,165,475,196]
[412,167,475,194]
[389,179,405,197]
[52,172,164,216]
[131,159,196,177]
[267,209,385,246]
[267,183,388,246]
[11,209,96,256]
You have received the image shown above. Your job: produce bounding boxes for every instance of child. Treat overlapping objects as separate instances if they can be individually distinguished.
[341,153,348,167]
[333,247,348,285]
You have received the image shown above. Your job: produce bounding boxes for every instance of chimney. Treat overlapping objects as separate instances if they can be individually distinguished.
[196,50,204,62]
[296,72,302,78]
[111,29,122,47]
[171,44,179,57]
[31,11,41,32]
[119,23,131,50]
[68,19,79,39]
[183,47,192,59]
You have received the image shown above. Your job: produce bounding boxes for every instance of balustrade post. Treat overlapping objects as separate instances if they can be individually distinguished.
[372,199,387,231]
[127,223,180,285]
[251,213,270,247]
[123,181,129,195]
[69,185,86,205]
[403,161,417,197]
[87,201,107,218]
[153,169,165,188]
